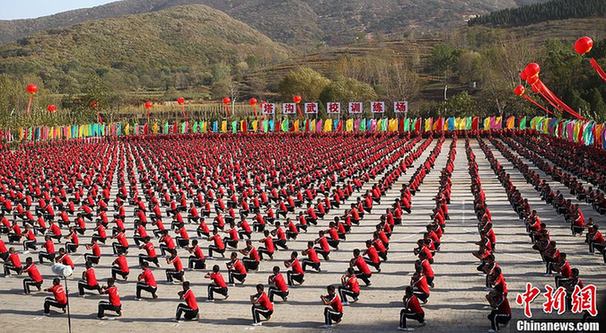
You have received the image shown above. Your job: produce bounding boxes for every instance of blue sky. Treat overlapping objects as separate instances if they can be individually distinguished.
[0,0,117,20]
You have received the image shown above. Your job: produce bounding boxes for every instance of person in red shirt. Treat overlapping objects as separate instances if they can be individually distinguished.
[78,261,102,296]
[84,239,102,265]
[3,247,22,276]
[237,218,252,240]
[166,252,185,283]
[187,239,206,270]
[321,285,343,328]
[48,221,62,242]
[176,281,199,321]
[399,286,425,331]
[112,230,129,255]
[98,278,122,319]
[338,268,360,305]
[138,237,160,267]
[302,241,322,272]
[197,218,211,238]
[55,248,75,269]
[44,278,67,315]
[223,222,240,249]
[267,266,289,302]
[111,253,129,281]
[588,225,605,257]
[22,257,44,294]
[486,284,511,333]
[410,265,430,303]
[207,229,226,258]
[136,262,158,299]
[64,227,79,253]
[251,284,273,326]
[0,238,9,262]
[284,251,305,285]
[205,265,229,301]
[22,224,37,252]
[92,222,107,244]
[285,218,299,240]
[258,230,275,260]
[240,240,260,271]
[363,240,382,272]
[227,252,247,285]
[350,249,372,286]
[271,222,289,250]
[314,231,331,261]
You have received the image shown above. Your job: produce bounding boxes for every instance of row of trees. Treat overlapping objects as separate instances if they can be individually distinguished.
[468,0,605,27]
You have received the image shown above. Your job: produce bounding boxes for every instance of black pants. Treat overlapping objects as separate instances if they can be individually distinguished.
[188,256,206,269]
[78,281,102,295]
[23,278,43,294]
[111,267,129,280]
[315,247,330,260]
[176,303,198,321]
[208,245,225,257]
[39,251,55,264]
[44,297,66,314]
[228,271,247,284]
[274,239,288,250]
[287,271,304,285]
[488,311,511,331]
[4,263,22,275]
[355,271,371,286]
[324,307,343,325]
[136,282,157,298]
[400,309,424,328]
[91,235,106,244]
[338,286,359,303]
[65,242,78,253]
[258,247,274,260]
[166,269,185,282]
[268,287,289,302]
[23,240,37,251]
[138,254,160,267]
[414,290,429,303]
[208,286,228,300]
[176,237,190,248]
[112,243,128,255]
[364,258,381,271]
[243,258,259,271]
[84,254,100,265]
[252,305,273,324]
[98,301,121,318]
[301,259,320,272]
[238,230,251,240]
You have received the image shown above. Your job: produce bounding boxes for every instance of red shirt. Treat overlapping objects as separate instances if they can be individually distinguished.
[172,256,183,271]
[233,259,247,275]
[249,247,260,262]
[415,276,430,295]
[318,237,330,252]
[9,253,22,268]
[183,289,198,310]
[212,234,225,250]
[257,292,273,311]
[50,284,67,305]
[365,246,380,264]
[421,259,434,278]
[307,248,320,263]
[330,294,343,313]
[273,273,288,292]
[346,276,360,294]
[291,258,304,275]
[25,264,43,283]
[144,242,157,257]
[210,272,227,288]
[263,237,275,254]
[116,255,129,273]
[355,256,371,275]
[85,267,98,286]
[406,295,424,315]
[140,268,157,287]
[107,285,121,306]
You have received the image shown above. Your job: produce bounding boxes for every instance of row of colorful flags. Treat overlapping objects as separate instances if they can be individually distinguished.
[1,116,604,150]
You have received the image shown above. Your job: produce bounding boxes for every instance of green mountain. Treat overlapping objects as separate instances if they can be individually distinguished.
[0,4,290,93]
[0,0,547,46]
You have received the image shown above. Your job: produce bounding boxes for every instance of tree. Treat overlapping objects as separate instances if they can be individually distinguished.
[319,77,377,103]
[278,67,331,101]
[427,44,460,81]
[589,88,606,122]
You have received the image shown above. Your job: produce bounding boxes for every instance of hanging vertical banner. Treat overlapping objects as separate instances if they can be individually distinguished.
[348,102,363,114]
[305,102,319,114]
[371,101,385,113]
[394,101,409,114]
[282,103,296,115]
[262,103,276,115]
[327,102,341,114]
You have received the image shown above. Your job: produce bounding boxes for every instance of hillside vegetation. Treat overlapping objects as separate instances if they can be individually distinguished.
[0,0,545,46]
[0,5,290,93]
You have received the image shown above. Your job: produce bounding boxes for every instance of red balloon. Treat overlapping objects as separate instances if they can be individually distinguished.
[513,85,525,96]
[527,74,540,85]
[177,97,185,105]
[144,101,153,110]
[525,63,540,77]
[519,69,528,81]
[249,98,258,106]
[293,95,302,104]
[47,104,57,113]
[574,36,593,55]
[223,97,231,105]
[26,83,38,95]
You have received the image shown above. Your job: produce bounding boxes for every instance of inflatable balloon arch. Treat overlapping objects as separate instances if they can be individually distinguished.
[1,36,605,150]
